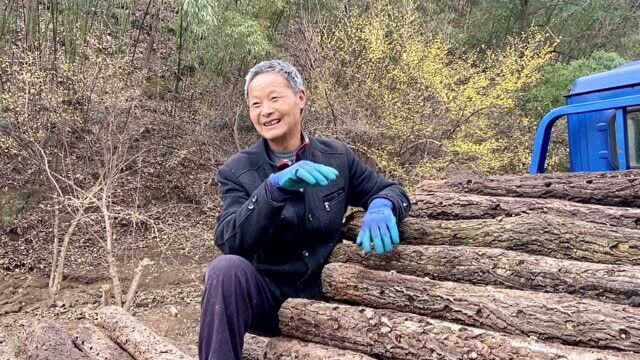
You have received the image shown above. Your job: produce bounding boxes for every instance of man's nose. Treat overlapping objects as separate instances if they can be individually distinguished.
[262,102,274,116]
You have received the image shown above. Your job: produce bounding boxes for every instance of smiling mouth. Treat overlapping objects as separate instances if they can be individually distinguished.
[264,119,281,127]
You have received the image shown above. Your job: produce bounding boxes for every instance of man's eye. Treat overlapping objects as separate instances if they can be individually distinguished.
[270,96,279,102]
[251,103,260,108]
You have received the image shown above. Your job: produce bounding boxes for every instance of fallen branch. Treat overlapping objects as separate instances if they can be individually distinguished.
[96,306,195,360]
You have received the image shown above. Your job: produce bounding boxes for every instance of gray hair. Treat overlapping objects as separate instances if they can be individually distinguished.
[244,60,305,99]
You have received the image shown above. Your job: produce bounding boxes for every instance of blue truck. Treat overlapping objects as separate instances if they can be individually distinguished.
[530,60,640,174]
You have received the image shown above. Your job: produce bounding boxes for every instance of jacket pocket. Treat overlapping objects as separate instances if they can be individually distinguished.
[321,187,345,212]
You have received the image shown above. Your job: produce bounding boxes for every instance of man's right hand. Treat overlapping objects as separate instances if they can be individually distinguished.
[269,160,339,190]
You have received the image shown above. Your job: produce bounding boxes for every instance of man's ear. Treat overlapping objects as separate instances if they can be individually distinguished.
[297,89,307,108]
[298,89,307,116]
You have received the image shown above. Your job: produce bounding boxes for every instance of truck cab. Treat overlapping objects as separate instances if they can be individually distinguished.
[530,60,640,173]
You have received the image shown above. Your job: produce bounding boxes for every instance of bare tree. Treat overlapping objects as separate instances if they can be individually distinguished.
[2,52,157,309]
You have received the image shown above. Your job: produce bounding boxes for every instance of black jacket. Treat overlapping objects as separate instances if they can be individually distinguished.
[214,134,411,299]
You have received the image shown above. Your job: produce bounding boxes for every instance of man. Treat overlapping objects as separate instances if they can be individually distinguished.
[199,60,411,360]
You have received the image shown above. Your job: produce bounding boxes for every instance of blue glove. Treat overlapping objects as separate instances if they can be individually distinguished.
[356,198,400,255]
[269,160,339,191]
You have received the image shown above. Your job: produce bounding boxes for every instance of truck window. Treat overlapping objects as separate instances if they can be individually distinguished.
[609,107,640,169]
[629,110,640,168]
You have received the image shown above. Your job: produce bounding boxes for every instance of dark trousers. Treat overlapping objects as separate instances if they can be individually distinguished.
[198,255,284,360]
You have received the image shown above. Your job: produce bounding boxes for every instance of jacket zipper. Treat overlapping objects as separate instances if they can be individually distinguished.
[322,188,344,212]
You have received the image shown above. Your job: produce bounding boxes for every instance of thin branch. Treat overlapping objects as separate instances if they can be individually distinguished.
[123,258,154,311]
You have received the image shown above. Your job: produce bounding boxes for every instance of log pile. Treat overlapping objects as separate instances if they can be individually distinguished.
[18,170,640,359]
[288,170,640,359]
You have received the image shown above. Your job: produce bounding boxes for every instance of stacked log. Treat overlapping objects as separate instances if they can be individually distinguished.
[278,298,640,360]
[242,334,375,360]
[329,242,640,305]
[342,213,640,265]
[410,192,640,229]
[418,170,640,207]
[322,263,640,352]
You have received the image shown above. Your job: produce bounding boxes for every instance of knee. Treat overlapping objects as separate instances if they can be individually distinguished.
[204,255,253,285]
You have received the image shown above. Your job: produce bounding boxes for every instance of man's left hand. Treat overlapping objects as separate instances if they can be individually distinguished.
[356,198,400,255]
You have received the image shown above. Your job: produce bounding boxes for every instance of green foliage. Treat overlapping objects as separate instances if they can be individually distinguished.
[525,51,627,118]
[319,0,555,182]
[0,190,30,228]
[0,0,136,63]
[9,334,23,357]
[413,0,640,59]
[142,75,169,99]
[179,0,289,76]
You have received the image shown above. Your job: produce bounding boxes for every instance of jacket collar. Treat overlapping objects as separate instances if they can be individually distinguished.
[259,131,311,167]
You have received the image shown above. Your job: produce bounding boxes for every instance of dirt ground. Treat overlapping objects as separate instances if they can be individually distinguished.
[0,206,220,359]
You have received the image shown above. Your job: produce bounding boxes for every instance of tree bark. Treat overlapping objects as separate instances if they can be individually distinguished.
[242,334,375,360]
[96,305,195,360]
[279,299,639,360]
[410,191,640,229]
[0,344,19,360]
[419,170,640,208]
[342,212,640,265]
[243,334,268,360]
[73,323,134,360]
[329,243,640,305]
[323,263,640,352]
[22,319,90,360]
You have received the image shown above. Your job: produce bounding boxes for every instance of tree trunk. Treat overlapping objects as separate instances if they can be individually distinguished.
[242,334,375,360]
[22,320,90,360]
[96,305,195,360]
[342,212,640,265]
[419,170,640,208]
[143,0,161,73]
[279,299,639,360]
[519,0,529,32]
[329,243,640,305]
[323,263,640,352]
[102,201,123,308]
[411,192,640,229]
[50,214,81,297]
[72,323,134,360]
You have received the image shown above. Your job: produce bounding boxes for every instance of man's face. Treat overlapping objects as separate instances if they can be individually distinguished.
[247,72,306,145]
